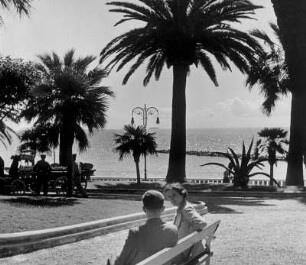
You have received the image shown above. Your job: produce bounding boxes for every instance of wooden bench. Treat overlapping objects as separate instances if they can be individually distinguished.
[136,220,221,265]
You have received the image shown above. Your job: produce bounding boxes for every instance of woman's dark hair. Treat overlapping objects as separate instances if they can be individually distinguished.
[163,183,188,198]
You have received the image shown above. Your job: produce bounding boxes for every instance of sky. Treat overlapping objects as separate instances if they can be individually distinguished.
[0,0,291,130]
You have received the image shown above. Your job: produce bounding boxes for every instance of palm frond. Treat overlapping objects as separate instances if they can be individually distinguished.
[0,0,32,16]
[63,49,75,68]
[101,0,264,87]
[200,162,233,175]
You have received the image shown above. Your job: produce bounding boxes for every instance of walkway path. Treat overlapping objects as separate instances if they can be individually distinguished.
[1,196,306,265]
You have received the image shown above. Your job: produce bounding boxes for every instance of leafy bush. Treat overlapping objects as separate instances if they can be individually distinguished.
[201,140,280,188]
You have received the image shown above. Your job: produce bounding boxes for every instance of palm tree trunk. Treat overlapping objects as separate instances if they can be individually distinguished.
[166,63,188,183]
[269,162,274,186]
[286,93,304,186]
[271,0,306,187]
[59,133,73,166]
[59,125,74,196]
[134,157,141,185]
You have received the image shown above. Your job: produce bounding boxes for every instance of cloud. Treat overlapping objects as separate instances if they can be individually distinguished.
[188,97,290,128]
[198,97,262,118]
[219,98,261,117]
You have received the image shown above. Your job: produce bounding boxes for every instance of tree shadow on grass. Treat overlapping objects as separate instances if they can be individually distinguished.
[87,191,275,214]
[297,196,306,206]
[89,193,142,202]
[190,196,277,214]
[88,181,280,214]
[0,196,80,207]
[88,181,293,214]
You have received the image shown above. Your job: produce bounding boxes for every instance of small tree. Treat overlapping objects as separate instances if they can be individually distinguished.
[18,123,59,155]
[255,128,289,186]
[201,140,280,188]
[0,56,41,147]
[113,125,157,185]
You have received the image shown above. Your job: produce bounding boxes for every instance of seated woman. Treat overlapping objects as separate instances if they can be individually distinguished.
[164,182,207,263]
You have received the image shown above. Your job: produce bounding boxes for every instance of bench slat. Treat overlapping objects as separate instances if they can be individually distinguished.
[136,220,220,265]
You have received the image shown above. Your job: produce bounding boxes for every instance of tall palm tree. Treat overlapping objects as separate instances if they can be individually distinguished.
[23,49,114,195]
[246,21,305,187]
[100,0,264,183]
[114,125,157,184]
[270,0,306,187]
[0,0,32,23]
[255,128,288,186]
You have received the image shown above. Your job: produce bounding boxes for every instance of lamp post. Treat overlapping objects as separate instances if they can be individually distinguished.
[131,104,160,180]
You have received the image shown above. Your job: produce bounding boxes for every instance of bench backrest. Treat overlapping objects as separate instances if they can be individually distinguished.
[136,220,221,265]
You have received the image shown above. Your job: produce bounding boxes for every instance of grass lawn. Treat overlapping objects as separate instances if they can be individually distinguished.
[0,195,149,233]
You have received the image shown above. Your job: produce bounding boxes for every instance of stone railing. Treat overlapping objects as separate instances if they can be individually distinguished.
[92,176,286,187]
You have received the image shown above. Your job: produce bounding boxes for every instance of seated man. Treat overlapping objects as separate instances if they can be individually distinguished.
[113,190,178,265]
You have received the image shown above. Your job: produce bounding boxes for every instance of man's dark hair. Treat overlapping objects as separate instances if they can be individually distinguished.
[142,190,164,210]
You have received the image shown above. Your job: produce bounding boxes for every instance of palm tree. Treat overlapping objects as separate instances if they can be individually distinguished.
[246,23,289,115]
[100,0,264,183]
[0,0,32,23]
[22,49,114,195]
[255,128,288,186]
[246,21,305,187]
[270,0,306,187]
[114,125,157,184]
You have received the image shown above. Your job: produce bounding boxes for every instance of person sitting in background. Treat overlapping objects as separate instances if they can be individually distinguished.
[228,161,234,182]
[223,169,230,183]
[72,154,88,198]
[111,190,178,265]
[164,182,207,263]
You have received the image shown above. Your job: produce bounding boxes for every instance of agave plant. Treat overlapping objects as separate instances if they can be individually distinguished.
[201,140,280,188]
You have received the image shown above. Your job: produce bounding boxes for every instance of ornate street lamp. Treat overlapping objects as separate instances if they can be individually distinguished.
[131,104,160,180]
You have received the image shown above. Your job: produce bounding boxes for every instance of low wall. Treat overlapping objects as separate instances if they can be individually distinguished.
[0,202,207,258]
[92,176,286,187]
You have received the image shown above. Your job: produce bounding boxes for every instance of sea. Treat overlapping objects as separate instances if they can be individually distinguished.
[0,127,294,182]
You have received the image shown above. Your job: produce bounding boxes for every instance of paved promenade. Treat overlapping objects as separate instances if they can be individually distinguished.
[0,229,128,265]
[1,195,306,265]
